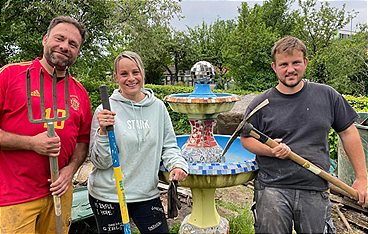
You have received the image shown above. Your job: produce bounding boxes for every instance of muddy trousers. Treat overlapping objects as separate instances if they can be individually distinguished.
[253,180,336,234]
[0,186,73,234]
[89,195,169,234]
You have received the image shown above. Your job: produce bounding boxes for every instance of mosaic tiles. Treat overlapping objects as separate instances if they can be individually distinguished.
[160,156,258,175]
[180,216,229,234]
[164,94,239,104]
[190,61,215,84]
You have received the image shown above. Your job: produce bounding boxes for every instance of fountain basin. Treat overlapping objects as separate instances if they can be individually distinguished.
[165,94,239,119]
[160,135,258,188]
[160,135,257,231]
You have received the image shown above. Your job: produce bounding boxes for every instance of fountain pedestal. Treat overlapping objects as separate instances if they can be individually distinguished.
[181,188,229,234]
[160,136,257,234]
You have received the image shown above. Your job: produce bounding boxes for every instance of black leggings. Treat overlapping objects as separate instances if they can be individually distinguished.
[89,195,169,234]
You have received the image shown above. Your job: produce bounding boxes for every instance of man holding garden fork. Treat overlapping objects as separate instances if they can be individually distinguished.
[0,16,92,233]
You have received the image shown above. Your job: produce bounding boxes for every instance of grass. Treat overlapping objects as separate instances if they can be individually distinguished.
[216,200,255,234]
[167,203,255,234]
[228,209,255,234]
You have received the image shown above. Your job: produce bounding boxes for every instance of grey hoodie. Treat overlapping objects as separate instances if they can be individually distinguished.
[87,88,188,203]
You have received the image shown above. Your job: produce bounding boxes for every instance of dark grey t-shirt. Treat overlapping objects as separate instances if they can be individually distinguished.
[241,81,357,191]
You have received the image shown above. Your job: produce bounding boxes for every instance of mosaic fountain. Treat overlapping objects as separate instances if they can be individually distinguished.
[161,61,258,234]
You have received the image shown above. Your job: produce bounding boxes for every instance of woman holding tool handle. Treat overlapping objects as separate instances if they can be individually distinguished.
[88,51,188,233]
[240,36,367,234]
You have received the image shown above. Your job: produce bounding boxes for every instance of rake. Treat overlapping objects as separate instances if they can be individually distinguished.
[26,68,70,234]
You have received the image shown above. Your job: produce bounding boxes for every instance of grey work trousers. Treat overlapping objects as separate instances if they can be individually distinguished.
[253,180,336,234]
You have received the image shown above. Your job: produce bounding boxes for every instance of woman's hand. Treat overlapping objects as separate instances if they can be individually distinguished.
[169,168,188,182]
[97,110,116,135]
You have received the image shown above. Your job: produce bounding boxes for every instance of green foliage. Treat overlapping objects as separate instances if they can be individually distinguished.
[293,0,353,57]
[2,0,367,98]
[0,0,181,83]
[79,78,117,111]
[345,95,368,112]
[188,19,237,88]
[328,130,338,160]
[328,95,368,160]
[224,1,281,92]
[215,200,254,234]
[169,223,181,234]
[308,31,368,95]
[228,209,255,234]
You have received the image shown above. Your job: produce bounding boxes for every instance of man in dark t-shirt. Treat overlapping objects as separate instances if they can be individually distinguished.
[240,36,367,234]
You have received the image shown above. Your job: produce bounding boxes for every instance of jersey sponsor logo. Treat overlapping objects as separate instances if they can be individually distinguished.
[30,89,40,97]
[70,95,80,111]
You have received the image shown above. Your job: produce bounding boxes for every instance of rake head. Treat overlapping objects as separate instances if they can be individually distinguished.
[26,68,70,124]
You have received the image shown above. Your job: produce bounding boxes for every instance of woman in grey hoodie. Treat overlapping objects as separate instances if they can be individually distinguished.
[88,51,188,233]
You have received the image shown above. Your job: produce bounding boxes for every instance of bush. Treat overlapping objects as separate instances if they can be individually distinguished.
[81,81,251,135]
[80,80,368,159]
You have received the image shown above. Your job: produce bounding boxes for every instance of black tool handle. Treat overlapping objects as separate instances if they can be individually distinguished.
[244,123,269,144]
[99,85,113,131]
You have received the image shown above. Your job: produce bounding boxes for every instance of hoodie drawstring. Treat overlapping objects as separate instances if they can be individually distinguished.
[130,101,146,151]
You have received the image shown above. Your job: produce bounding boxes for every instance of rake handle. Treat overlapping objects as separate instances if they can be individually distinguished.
[244,123,359,200]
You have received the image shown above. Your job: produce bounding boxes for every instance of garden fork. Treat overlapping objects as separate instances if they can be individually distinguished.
[26,68,70,234]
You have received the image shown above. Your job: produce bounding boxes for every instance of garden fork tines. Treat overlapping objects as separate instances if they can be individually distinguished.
[26,67,70,234]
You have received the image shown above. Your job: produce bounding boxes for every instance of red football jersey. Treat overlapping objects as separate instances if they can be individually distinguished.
[0,58,92,206]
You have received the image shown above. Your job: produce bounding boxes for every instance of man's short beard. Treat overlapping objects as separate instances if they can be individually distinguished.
[45,52,73,71]
[280,78,301,88]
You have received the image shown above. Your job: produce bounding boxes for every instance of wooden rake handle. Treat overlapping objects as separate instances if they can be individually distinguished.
[244,123,359,200]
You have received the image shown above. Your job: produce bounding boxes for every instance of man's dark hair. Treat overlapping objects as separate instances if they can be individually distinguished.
[47,16,87,45]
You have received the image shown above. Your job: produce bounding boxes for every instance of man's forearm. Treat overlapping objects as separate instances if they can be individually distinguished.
[67,142,89,174]
[0,129,33,151]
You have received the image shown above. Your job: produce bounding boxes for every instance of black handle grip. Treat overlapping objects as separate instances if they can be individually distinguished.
[100,85,111,111]
[99,85,113,131]
[244,122,269,144]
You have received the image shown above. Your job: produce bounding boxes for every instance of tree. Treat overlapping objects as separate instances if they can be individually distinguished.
[0,0,182,83]
[260,0,297,36]
[126,25,194,85]
[0,0,115,65]
[224,2,280,91]
[309,28,368,95]
[293,0,355,57]
[187,19,236,88]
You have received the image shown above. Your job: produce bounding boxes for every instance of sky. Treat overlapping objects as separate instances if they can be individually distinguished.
[171,0,368,32]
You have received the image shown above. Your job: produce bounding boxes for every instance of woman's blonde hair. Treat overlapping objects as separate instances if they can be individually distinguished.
[113,51,145,83]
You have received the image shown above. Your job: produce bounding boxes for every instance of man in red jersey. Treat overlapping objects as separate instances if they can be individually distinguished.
[0,16,92,233]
